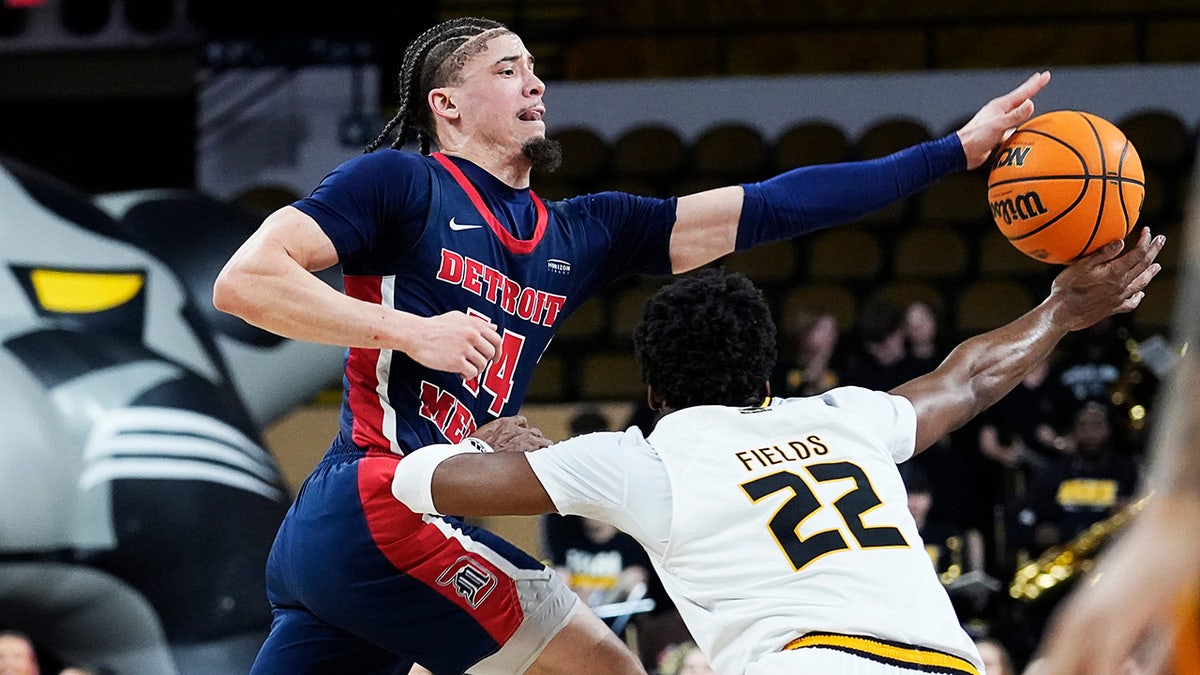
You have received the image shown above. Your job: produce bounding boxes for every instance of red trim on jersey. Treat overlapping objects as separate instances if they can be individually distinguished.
[432,152,547,255]
[358,451,523,643]
[343,276,391,451]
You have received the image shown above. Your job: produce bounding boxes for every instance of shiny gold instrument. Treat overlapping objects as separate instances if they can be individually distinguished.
[1109,331,1149,432]
[1009,494,1150,603]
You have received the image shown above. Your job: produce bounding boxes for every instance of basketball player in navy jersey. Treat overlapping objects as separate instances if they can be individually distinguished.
[214,16,1051,675]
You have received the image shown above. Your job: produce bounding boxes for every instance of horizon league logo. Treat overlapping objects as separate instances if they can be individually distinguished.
[436,556,498,608]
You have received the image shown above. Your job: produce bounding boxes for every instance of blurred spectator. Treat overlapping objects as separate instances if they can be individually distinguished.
[978,355,1064,471]
[1053,316,1129,405]
[903,300,945,372]
[841,296,918,391]
[973,636,1016,675]
[1017,401,1141,555]
[543,515,651,610]
[565,407,610,438]
[772,308,840,397]
[0,631,39,675]
[656,641,716,675]
[1050,316,1159,454]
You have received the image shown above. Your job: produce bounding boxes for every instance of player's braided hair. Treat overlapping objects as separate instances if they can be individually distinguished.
[365,17,508,154]
[633,269,777,410]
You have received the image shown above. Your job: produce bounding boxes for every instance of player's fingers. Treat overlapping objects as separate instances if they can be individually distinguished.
[511,415,529,427]
[473,333,498,361]
[477,321,503,351]
[1003,99,1035,126]
[1115,229,1160,278]
[1117,290,1146,313]
[1127,262,1161,296]
[459,359,481,380]
[465,348,489,374]
[1145,230,1167,262]
[1003,71,1050,108]
[1081,238,1125,267]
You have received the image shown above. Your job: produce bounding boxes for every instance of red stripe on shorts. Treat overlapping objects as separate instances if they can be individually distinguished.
[357,450,523,643]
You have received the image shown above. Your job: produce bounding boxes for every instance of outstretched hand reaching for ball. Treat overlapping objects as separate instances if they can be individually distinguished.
[1048,226,1165,332]
[957,71,1052,170]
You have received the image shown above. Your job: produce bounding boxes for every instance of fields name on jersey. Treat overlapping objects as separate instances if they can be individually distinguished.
[437,249,567,327]
[735,436,830,471]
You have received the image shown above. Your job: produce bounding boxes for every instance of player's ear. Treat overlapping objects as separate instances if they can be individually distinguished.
[429,87,459,121]
[647,387,665,413]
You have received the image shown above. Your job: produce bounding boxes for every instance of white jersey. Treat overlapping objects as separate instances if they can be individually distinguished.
[526,387,983,675]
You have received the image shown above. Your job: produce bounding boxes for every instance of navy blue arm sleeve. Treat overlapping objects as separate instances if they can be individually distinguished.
[736,133,967,251]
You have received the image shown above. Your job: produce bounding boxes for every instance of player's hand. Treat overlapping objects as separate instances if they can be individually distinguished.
[472,415,550,454]
[405,311,502,379]
[956,71,1051,170]
[1048,227,1164,332]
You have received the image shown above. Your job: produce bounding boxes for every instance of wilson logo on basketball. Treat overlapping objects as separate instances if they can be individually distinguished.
[990,191,1049,225]
[994,146,1032,168]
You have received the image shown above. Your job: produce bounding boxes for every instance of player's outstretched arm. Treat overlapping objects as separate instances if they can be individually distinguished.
[667,72,1051,273]
[213,206,502,379]
[892,228,1163,454]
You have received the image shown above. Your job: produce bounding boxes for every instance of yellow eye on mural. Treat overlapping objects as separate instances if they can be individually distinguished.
[29,269,145,313]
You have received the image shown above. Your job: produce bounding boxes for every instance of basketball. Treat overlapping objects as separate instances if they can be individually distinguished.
[987,110,1144,264]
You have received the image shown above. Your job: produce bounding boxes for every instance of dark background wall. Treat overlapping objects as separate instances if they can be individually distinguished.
[1,0,1198,193]
[0,1,432,192]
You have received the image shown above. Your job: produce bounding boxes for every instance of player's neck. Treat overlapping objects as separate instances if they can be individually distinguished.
[439,146,532,190]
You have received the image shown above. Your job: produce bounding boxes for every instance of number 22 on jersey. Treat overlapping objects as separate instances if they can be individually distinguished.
[740,461,909,572]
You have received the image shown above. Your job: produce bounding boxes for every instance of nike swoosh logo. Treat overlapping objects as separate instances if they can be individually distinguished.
[449,217,482,231]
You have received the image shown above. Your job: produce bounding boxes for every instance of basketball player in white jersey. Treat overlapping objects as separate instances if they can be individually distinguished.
[393,228,1163,675]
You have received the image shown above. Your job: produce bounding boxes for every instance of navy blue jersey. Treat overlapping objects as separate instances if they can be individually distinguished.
[293,150,675,453]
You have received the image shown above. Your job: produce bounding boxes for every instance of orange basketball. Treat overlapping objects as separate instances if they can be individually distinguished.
[987,110,1144,264]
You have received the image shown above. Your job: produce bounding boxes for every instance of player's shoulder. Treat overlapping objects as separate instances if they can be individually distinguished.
[770,386,914,419]
[557,189,672,215]
[554,189,622,212]
[333,148,434,178]
[814,385,899,408]
[345,147,434,169]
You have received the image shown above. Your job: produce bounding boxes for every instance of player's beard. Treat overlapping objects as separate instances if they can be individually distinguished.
[523,137,562,175]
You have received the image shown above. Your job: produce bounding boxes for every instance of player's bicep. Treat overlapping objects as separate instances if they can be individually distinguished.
[671,186,744,273]
[431,453,555,517]
[262,206,341,272]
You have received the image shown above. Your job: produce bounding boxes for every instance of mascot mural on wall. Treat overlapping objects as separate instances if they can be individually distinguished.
[0,155,344,674]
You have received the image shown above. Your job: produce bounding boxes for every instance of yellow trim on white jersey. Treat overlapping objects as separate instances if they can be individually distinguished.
[783,632,980,675]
